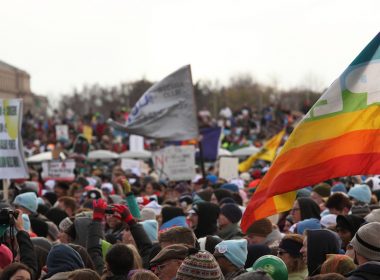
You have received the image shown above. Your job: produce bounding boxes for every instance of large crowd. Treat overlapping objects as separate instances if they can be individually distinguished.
[0,106,380,280]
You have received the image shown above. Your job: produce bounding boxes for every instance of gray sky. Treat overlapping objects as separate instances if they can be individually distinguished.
[1,0,379,98]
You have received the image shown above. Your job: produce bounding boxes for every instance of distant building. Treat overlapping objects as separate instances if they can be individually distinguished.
[0,60,48,116]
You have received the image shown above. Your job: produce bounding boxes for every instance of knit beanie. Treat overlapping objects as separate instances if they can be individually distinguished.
[348,184,372,204]
[313,183,331,198]
[0,244,13,268]
[246,218,273,237]
[320,214,337,228]
[220,203,242,224]
[296,188,311,198]
[220,183,239,193]
[336,215,365,237]
[176,250,223,280]
[296,218,321,235]
[13,192,38,213]
[214,239,248,269]
[331,183,347,194]
[365,209,380,223]
[140,208,156,221]
[351,204,371,218]
[351,222,380,261]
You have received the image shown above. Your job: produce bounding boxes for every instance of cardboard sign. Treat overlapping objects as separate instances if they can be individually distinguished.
[219,157,239,181]
[42,160,76,181]
[0,99,28,179]
[153,145,195,181]
[129,135,144,151]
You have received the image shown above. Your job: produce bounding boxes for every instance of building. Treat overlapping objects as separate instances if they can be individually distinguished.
[0,60,48,116]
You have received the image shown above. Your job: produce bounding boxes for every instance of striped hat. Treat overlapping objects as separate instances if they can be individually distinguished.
[176,250,224,280]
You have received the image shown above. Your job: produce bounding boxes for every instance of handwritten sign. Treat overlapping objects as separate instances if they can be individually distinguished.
[42,160,76,181]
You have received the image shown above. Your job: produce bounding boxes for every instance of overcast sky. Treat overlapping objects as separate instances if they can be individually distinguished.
[0,0,379,99]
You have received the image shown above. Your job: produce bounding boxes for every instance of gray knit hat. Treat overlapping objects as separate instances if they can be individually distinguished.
[351,222,380,261]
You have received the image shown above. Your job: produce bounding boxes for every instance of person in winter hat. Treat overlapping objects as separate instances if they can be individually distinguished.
[311,183,331,205]
[214,239,248,279]
[245,244,271,269]
[43,244,85,279]
[217,203,243,240]
[188,202,220,238]
[325,193,352,216]
[290,198,321,224]
[295,218,321,235]
[348,184,372,205]
[176,249,224,280]
[0,244,13,271]
[159,206,187,231]
[346,222,380,280]
[13,192,38,214]
[336,215,365,250]
[198,235,223,254]
[245,218,273,245]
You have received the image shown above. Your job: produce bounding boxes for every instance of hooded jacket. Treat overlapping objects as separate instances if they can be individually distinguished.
[298,198,321,221]
[43,244,85,279]
[347,261,380,280]
[307,229,340,276]
[193,202,220,238]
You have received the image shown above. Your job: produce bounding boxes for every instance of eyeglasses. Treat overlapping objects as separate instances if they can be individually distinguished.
[277,250,288,256]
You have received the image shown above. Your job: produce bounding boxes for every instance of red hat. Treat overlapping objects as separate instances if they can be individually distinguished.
[0,244,13,268]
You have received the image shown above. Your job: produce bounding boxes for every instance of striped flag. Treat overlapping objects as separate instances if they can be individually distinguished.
[241,33,380,232]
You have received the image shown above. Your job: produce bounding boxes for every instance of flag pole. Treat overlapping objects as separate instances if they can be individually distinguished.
[198,139,207,188]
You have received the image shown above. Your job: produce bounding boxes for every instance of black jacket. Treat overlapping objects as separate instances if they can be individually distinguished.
[347,262,380,280]
[17,230,38,280]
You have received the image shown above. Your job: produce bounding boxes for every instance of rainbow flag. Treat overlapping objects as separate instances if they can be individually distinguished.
[241,33,380,232]
[238,129,285,172]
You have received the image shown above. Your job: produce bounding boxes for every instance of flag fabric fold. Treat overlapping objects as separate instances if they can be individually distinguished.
[238,129,285,172]
[108,65,199,141]
[241,33,380,232]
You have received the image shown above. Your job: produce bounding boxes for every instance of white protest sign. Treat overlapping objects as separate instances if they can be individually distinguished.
[219,157,239,181]
[153,145,196,181]
[42,160,76,181]
[0,99,28,179]
[121,158,150,176]
[129,135,144,151]
[56,125,69,142]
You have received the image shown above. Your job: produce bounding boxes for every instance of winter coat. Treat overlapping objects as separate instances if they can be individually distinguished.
[217,223,244,240]
[288,268,308,280]
[17,230,38,280]
[193,202,220,238]
[346,261,380,280]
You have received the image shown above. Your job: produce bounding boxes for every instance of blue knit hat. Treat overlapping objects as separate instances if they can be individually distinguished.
[331,183,347,194]
[13,192,38,213]
[214,239,247,268]
[220,183,239,193]
[348,184,371,204]
[140,220,158,242]
[207,175,218,184]
[296,218,321,235]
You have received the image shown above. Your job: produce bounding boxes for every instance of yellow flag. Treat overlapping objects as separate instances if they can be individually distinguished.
[83,125,93,143]
[238,129,285,172]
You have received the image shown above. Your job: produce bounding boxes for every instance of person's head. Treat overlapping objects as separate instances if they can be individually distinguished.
[126,244,143,270]
[310,183,331,206]
[13,192,38,215]
[320,254,356,275]
[348,184,372,205]
[158,226,196,248]
[211,189,233,205]
[68,183,84,204]
[325,193,352,215]
[336,215,365,249]
[105,205,125,230]
[300,229,340,276]
[245,244,271,269]
[245,218,273,245]
[350,222,380,265]
[214,239,248,275]
[283,215,294,234]
[105,244,134,276]
[218,203,242,228]
[54,182,70,198]
[57,196,77,217]
[68,244,95,270]
[150,244,189,280]
[144,182,160,196]
[0,262,32,280]
[189,202,220,238]
[176,250,223,280]
[295,218,321,235]
[58,217,76,244]
[198,235,223,254]
[45,244,85,278]
[277,234,306,273]
[0,244,13,271]
[291,198,321,223]
[67,268,101,280]
[129,270,159,280]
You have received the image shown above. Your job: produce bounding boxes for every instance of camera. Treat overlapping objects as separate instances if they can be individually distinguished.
[105,206,115,214]
[0,208,18,225]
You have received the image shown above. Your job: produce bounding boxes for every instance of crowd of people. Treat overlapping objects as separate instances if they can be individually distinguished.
[1,106,379,280]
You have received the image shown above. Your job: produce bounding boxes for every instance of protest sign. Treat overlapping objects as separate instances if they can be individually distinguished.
[153,145,196,181]
[83,125,93,143]
[56,125,69,142]
[0,99,28,179]
[42,159,76,181]
[219,157,239,181]
[129,135,144,151]
[121,158,150,176]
